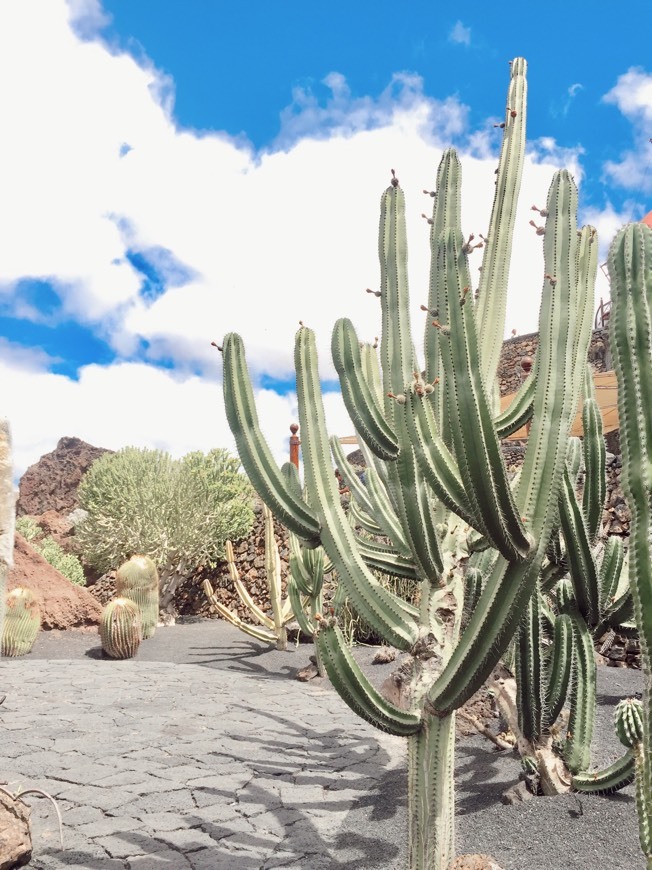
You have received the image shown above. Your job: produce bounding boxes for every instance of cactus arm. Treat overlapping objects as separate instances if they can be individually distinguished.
[288,535,314,596]
[332,319,399,461]
[378,179,414,408]
[374,175,445,581]
[515,593,543,742]
[562,604,596,775]
[494,367,536,438]
[330,434,411,554]
[571,751,636,794]
[202,581,282,644]
[224,539,276,629]
[581,367,607,544]
[348,498,386,537]
[544,612,574,727]
[295,326,419,650]
[599,536,625,612]
[595,588,635,640]
[403,388,476,528]
[287,574,317,636]
[423,148,463,398]
[355,537,421,583]
[558,465,600,626]
[222,333,321,546]
[475,57,528,389]
[315,619,422,735]
[435,226,532,562]
[427,171,592,716]
[360,341,384,407]
[330,434,376,514]
[264,504,287,650]
[364,464,413,556]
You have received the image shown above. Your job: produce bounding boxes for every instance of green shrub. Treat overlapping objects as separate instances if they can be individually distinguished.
[37,536,86,586]
[15,516,40,542]
[16,517,86,585]
[76,447,255,583]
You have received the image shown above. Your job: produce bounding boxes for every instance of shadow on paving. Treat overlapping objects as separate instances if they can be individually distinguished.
[33,705,406,869]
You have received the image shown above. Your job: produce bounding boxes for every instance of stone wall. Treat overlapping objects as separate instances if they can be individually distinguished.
[497,327,610,396]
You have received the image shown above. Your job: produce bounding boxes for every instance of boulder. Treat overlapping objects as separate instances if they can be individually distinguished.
[7,534,102,630]
[0,790,31,869]
[17,436,112,517]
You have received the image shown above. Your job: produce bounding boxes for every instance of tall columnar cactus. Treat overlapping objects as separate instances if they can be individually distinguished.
[203,504,296,650]
[100,597,142,659]
[0,419,15,650]
[1,587,41,657]
[116,554,159,639]
[503,365,638,795]
[221,58,598,869]
[609,222,652,867]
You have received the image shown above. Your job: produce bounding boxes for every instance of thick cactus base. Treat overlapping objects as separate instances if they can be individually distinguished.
[407,712,455,870]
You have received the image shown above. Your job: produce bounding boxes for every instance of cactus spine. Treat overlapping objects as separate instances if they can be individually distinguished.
[609,222,652,867]
[0,419,15,650]
[1,587,41,657]
[116,554,159,639]
[100,597,142,659]
[221,58,601,869]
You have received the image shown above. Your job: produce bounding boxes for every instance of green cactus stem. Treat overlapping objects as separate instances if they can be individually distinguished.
[609,221,652,867]
[1,587,41,657]
[116,554,159,639]
[203,514,294,650]
[100,597,142,659]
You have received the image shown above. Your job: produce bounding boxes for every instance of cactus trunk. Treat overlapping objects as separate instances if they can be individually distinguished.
[407,713,455,870]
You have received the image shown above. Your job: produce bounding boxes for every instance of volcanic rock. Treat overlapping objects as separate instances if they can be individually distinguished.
[16,436,112,517]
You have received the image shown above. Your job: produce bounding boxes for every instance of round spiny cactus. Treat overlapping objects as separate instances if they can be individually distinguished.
[100,597,142,659]
[615,697,644,748]
[116,555,159,639]
[1,587,41,657]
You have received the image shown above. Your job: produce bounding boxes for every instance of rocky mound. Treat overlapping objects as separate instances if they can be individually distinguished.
[17,436,112,517]
[8,534,102,630]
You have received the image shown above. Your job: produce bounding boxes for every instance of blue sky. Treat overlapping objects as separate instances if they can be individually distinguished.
[1,0,651,478]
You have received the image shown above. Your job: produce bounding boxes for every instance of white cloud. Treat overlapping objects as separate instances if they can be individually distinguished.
[449,21,471,46]
[0,1,606,477]
[603,68,652,193]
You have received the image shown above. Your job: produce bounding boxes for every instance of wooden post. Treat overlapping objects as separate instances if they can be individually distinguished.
[289,424,300,469]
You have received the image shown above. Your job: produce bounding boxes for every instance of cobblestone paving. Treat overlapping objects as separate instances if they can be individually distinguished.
[1,658,407,869]
[0,623,645,869]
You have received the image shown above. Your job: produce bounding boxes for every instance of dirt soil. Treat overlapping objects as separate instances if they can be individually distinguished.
[7,534,102,630]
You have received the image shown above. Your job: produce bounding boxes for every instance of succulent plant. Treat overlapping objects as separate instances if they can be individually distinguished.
[1,587,41,657]
[99,597,142,659]
[203,504,296,650]
[218,55,614,869]
[116,554,159,639]
[608,222,652,867]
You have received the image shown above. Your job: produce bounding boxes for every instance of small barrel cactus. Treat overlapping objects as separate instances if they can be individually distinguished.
[2,587,41,657]
[615,697,644,749]
[100,597,142,659]
[116,555,159,639]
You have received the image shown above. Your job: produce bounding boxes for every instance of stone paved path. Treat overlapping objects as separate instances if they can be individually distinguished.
[2,655,407,869]
[0,621,646,869]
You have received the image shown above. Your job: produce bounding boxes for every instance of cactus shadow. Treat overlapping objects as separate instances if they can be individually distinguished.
[185,640,309,682]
